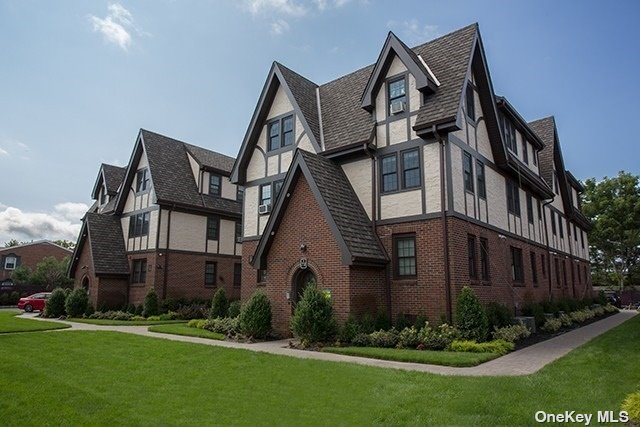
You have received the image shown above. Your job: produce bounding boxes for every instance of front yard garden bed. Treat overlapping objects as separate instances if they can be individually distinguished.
[148,323,224,340]
[323,346,499,367]
[68,318,187,326]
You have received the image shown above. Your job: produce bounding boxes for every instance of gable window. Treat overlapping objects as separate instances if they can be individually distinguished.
[209,174,222,196]
[533,149,538,166]
[4,256,17,270]
[526,194,534,224]
[381,154,398,193]
[401,149,420,189]
[530,252,538,285]
[236,186,244,202]
[394,234,416,278]
[468,235,477,279]
[268,115,295,151]
[235,221,242,242]
[479,238,489,281]
[559,215,564,239]
[128,212,150,238]
[463,152,474,193]
[476,160,486,199]
[205,262,217,287]
[502,116,517,154]
[507,179,520,216]
[282,116,294,147]
[136,168,149,193]
[580,230,585,249]
[207,216,220,240]
[233,263,242,288]
[522,139,529,164]
[260,184,272,207]
[388,77,406,114]
[550,210,557,235]
[465,84,475,121]
[510,246,524,283]
[131,259,147,284]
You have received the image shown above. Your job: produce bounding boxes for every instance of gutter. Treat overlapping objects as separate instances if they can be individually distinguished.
[434,125,453,323]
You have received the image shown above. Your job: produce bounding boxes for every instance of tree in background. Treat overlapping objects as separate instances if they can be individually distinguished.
[4,239,22,247]
[53,240,76,250]
[10,265,32,285]
[30,256,73,290]
[583,171,640,290]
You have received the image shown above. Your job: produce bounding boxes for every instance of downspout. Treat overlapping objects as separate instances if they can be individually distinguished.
[162,204,174,300]
[434,125,453,323]
[542,198,554,300]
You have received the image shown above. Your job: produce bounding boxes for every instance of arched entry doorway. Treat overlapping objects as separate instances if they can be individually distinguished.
[81,276,90,295]
[292,268,316,306]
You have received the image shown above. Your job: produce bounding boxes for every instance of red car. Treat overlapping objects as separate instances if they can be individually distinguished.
[17,292,51,312]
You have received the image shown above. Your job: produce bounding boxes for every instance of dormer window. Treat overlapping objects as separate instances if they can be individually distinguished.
[99,186,107,205]
[136,168,149,193]
[268,115,294,151]
[209,174,221,196]
[465,84,475,121]
[388,77,406,114]
[501,115,517,154]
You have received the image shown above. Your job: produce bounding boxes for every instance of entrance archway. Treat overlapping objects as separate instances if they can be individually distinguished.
[81,276,90,295]
[292,268,316,304]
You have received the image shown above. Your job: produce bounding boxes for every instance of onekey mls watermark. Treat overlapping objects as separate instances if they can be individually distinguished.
[534,410,629,425]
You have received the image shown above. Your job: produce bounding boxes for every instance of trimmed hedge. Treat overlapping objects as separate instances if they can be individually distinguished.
[449,339,514,355]
[65,289,88,318]
[44,288,66,318]
[455,286,488,342]
[239,291,272,339]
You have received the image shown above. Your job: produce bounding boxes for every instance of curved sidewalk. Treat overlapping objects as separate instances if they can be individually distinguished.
[26,310,636,377]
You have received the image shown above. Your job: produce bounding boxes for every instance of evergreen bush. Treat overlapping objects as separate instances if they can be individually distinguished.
[455,286,489,341]
[209,288,228,319]
[239,291,272,339]
[44,288,67,317]
[290,282,337,345]
[64,288,88,318]
[143,288,159,317]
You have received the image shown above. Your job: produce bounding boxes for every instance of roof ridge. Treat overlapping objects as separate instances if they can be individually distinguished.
[275,61,319,87]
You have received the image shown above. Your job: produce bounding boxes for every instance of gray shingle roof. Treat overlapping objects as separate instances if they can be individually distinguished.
[102,164,126,195]
[528,116,556,186]
[85,213,129,275]
[277,63,321,146]
[183,142,235,173]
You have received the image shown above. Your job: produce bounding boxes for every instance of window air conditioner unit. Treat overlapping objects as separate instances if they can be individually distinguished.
[390,100,405,115]
[258,204,271,214]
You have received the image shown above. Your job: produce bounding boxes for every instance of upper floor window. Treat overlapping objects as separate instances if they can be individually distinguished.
[4,256,17,270]
[559,215,564,239]
[463,152,474,193]
[207,216,219,240]
[260,184,272,207]
[388,77,406,114]
[233,263,242,288]
[476,160,486,199]
[382,151,421,193]
[537,199,542,220]
[394,234,416,278]
[526,194,534,224]
[209,174,222,196]
[128,212,150,238]
[205,262,217,288]
[510,246,524,283]
[501,116,517,154]
[268,115,294,151]
[401,149,420,189]
[574,224,578,241]
[136,168,149,193]
[465,84,475,121]
[381,155,398,193]
[550,211,557,235]
[532,149,538,166]
[131,259,147,284]
[236,186,244,202]
[522,139,529,164]
[580,229,585,249]
[506,179,520,216]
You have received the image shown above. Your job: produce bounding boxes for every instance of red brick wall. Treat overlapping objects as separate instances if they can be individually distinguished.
[71,239,100,308]
[1,242,72,282]
[96,277,128,310]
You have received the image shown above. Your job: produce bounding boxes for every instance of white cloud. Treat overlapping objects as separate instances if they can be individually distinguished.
[387,19,440,45]
[0,202,89,243]
[88,3,148,51]
[270,19,291,35]
[0,147,8,156]
[244,0,307,17]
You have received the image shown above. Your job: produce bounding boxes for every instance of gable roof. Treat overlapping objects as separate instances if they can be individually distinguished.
[0,240,72,254]
[252,149,388,269]
[183,142,235,174]
[91,163,126,200]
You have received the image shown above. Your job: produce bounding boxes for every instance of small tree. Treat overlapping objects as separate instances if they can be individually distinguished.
[31,256,73,290]
[290,282,337,345]
[10,265,32,285]
[209,288,228,319]
[44,288,67,318]
[455,286,489,342]
[65,288,88,318]
[239,291,272,339]
[143,288,159,317]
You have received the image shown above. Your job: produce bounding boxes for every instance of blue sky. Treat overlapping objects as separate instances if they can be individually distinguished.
[0,0,638,242]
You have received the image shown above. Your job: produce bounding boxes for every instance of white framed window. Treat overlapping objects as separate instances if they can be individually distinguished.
[4,256,17,270]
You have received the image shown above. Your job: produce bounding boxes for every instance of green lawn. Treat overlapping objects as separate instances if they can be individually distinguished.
[148,323,224,340]
[68,318,187,326]
[0,310,69,333]
[323,346,499,367]
[0,316,638,425]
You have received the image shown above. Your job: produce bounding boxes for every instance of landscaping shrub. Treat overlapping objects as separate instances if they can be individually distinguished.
[146,315,161,321]
[158,311,179,321]
[339,315,362,344]
[135,305,144,316]
[187,319,207,329]
[373,310,391,331]
[604,303,619,313]
[522,302,546,328]
[541,317,562,333]
[449,339,514,355]
[558,313,573,327]
[84,304,95,317]
[9,291,20,305]
[492,323,531,343]
[0,293,8,305]
[143,289,159,317]
[541,299,559,315]
[570,308,595,324]
[486,302,514,330]
[239,291,272,339]
[64,288,89,318]
[592,306,605,317]
[419,323,459,350]
[291,282,337,345]
[126,304,136,314]
[414,314,428,329]
[396,326,421,349]
[89,310,132,321]
[622,391,640,423]
[455,286,488,342]
[351,333,371,347]
[131,315,145,321]
[368,329,399,348]
[395,313,411,330]
[204,316,239,335]
[160,298,179,313]
[597,290,608,305]
[209,288,229,319]
[176,304,208,320]
[44,288,67,317]
[227,300,241,318]
[359,312,375,334]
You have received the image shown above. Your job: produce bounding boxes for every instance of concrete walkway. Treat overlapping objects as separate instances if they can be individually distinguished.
[22,310,636,377]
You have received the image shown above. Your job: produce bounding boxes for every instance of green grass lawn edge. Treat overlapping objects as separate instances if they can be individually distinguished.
[68,318,187,326]
[323,346,500,367]
[0,310,70,333]
[148,323,225,340]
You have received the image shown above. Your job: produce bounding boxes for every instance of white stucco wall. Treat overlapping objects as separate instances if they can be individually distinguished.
[341,159,372,219]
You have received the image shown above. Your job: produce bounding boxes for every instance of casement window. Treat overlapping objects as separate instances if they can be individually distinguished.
[463,152,474,193]
[541,254,547,278]
[128,212,150,238]
[510,246,524,283]
[268,115,294,151]
[555,258,561,288]
[468,235,477,279]
[260,184,272,207]
[580,230,585,249]
[401,149,420,189]
[476,160,486,199]
[537,199,542,220]
[135,168,149,193]
[381,154,398,193]
[530,252,538,285]
[574,224,578,241]
[394,235,416,278]
[507,179,521,216]
[532,149,538,166]
[562,260,568,288]
[205,262,217,287]
[526,194,534,224]
[207,216,220,240]
[257,269,267,283]
[235,221,242,242]
[559,215,564,239]
[522,139,529,164]
[479,238,490,281]
[131,259,147,284]
[233,263,242,288]
[388,77,406,114]
[236,186,244,202]
[502,116,517,154]
[4,256,17,270]
[465,84,475,121]
[209,174,222,196]
[550,211,557,235]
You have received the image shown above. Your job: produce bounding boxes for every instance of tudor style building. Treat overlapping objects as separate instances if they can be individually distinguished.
[232,23,591,336]
[69,129,243,309]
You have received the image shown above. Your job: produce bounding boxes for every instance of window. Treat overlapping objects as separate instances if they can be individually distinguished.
[555,258,561,288]
[580,230,585,249]
[541,254,547,278]
[507,180,520,216]
[476,160,486,199]
[463,152,474,193]
[394,235,416,278]
[131,259,147,284]
[257,269,267,283]
[235,221,242,242]
[100,187,107,205]
[128,212,150,237]
[562,260,568,288]
[468,235,477,279]
[236,186,244,202]
[381,155,398,193]
[260,184,272,207]
[466,84,475,121]
[574,224,578,241]
[502,116,517,154]
[268,115,295,151]
[136,168,149,193]
[205,262,217,287]
[209,174,222,196]
[207,216,219,240]
[401,149,420,188]
[233,263,242,288]
[479,238,490,281]
[537,199,542,220]
[511,247,524,283]
[550,211,557,235]
[559,215,564,239]
[4,256,17,270]
[522,139,529,164]
[530,252,538,285]
[388,77,406,113]
[533,149,538,166]
[526,194,534,224]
